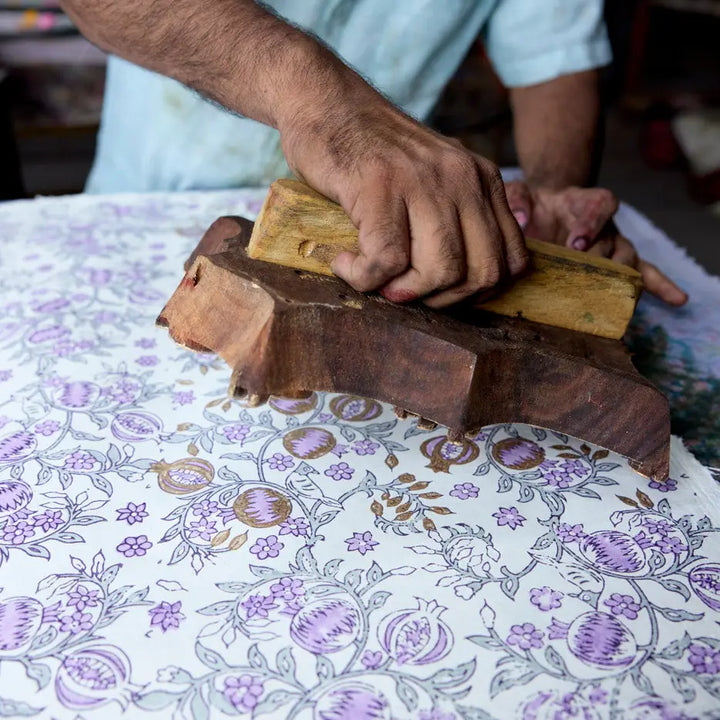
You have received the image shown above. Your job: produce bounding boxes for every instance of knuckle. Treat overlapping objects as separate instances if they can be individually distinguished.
[442,150,477,178]
[472,261,503,291]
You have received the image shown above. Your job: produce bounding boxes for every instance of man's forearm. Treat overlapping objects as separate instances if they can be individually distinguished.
[509,70,601,189]
[59,0,372,133]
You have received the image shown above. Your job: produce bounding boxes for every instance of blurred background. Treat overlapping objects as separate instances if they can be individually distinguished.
[1,0,718,274]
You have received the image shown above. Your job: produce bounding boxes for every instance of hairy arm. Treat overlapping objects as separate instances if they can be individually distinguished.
[510,69,601,189]
[59,0,528,306]
[504,69,686,304]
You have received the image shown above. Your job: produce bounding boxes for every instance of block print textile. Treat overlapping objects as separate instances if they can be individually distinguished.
[0,190,719,719]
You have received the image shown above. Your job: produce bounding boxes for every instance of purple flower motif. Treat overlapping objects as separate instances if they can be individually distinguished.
[249,535,284,560]
[67,585,100,611]
[330,443,350,457]
[59,612,93,634]
[419,710,456,720]
[449,482,479,500]
[507,622,544,650]
[557,523,586,543]
[94,311,118,325]
[325,462,354,481]
[589,687,608,704]
[688,644,720,674]
[187,517,217,541]
[222,424,250,443]
[116,501,148,525]
[492,506,526,530]
[2,520,35,544]
[352,439,379,456]
[266,453,294,471]
[633,530,655,549]
[656,535,687,554]
[102,377,140,405]
[223,675,264,712]
[33,509,64,531]
[33,419,60,436]
[173,390,195,406]
[529,586,563,612]
[149,601,185,632]
[361,650,383,670]
[135,337,156,349]
[63,450,97,471]
[241,594,277,619]
[191,499,219,517]
[135,355,159,367]
[558,459,590,479]
[116,535,152,557]
[604,593,641,620]
[279,516,310,537]
[648,477,678,492]
[345,531,378,555]
[643,518,672,536]
[542,467,572,488]
[0,370,11,382]
[270,577,304,601]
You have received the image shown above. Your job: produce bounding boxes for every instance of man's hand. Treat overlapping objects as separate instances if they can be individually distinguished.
[504,180,688,306]
[282,102,529,308]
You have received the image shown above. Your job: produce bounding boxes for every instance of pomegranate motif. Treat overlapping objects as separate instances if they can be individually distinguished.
[283,428,336,459]
[519,691,601,720]
[0,596,43,657]
[580,531,646,575]
[0,480,33,515]
[420,436,479,473]
[689,563,720,611]
[566,611,637,669]
[55,645,133,710]
[233,487,292,528]
[313,682,390,720]
[329,395,382,422]
[0,431,37,463]
[52,381,101,410]
[379,599,453,665]
[445,534,500,575]
[111,411,163,442]
[290,598,360,654]
[268,394,318,414]
[491,437,545,470]
[151,458,214,495]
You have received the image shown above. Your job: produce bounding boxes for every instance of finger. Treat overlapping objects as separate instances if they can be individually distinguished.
[380,198,466,302]
[424,195,507,309]
[638,259,689,306]
[609,235,639,267]
[561,188,619,251]
[504,180,532,231]
[489,173,530,276]
[331,192,410,292]
[584,236,615,259]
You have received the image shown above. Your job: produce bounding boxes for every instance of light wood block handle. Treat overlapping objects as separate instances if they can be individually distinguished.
[247,179,642,340]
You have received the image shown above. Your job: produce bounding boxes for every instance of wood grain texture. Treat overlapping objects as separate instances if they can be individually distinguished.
[160,216,670,481]
[247,179,643,340]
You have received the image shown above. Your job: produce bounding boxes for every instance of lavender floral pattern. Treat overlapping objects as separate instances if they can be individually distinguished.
[0,189,719,718]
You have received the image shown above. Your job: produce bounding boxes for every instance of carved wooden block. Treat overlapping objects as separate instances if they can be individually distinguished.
[158,216,670,480]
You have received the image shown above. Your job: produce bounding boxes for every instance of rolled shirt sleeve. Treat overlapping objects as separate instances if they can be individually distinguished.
[483,0,612,88]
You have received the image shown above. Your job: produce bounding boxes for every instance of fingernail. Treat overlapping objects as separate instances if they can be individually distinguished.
[571,236,588,251]
[512,210,528,229]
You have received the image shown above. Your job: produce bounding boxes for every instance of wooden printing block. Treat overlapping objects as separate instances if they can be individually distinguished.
[158,216,670,481]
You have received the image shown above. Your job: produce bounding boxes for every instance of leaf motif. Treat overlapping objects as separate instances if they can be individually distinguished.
[275,647,296,681]
[408,482,429,491]
[195,642,229,671]
[670,672,696,703]
[395,501,412,514]
[429,659,477,689]
[197,600,234,616]
[398,473,416,483]
[419,492,443,499]
[430,506,453,515]
[168,542,190,565]
[653,576,691,601]
[21,545,50,560]
[489,661,539,699]
[395,511,413,522]
[592,449,609,460]
[395,677,418,712]
[229,532,248,550]
[370,501,383,516]
[617,495,639,508]
[367,591,391,610]
[248,644,269,670]
[253,689,300,717]
[187,442,199,456]
[385,454,398,469]
[315,655,335,680]
[366,561,383,584]
[630,668,655,696]
[653,606,704,623]
[580,444,591,455]
[543,645,568,673]
[572,486,601,500]
[467,635,504,650]
[387,496,402,507]
[636,489,654,508]
[24,662,52,690]
[133,690,183,711]
[423,517,437,532]
[473,462,490,476]
[210,529,230,547]
[189,691,210,720]
[557,453,582,459]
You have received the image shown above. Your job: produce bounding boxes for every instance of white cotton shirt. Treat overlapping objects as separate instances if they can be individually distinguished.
[86,0,611,193]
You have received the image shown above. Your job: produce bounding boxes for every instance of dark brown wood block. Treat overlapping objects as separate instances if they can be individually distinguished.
[158,216,670,481]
